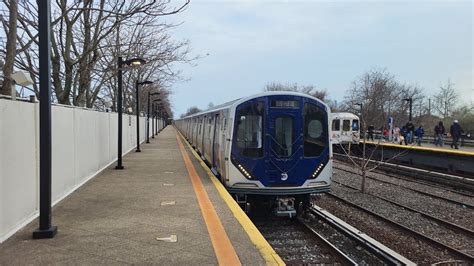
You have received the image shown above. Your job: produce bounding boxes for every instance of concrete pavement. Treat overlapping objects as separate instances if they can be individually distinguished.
[0,126,266,265]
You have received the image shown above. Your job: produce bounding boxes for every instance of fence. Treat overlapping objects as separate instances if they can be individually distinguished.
[0,99,159,243]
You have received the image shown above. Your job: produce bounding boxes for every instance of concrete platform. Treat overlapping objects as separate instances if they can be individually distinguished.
[0,127,275,265]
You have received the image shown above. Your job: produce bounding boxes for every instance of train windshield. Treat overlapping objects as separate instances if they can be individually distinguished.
[303,103,328,157]
[235,102,264,157]
[352,119,359,131]
[273,116,294,157]
[332,119,340,131]
[342,120,351,131]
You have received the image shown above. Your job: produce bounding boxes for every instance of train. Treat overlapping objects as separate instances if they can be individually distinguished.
[175,91,332,216]
[330,112,360,145]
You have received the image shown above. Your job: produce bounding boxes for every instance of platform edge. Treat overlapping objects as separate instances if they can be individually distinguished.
[176,130,285,266]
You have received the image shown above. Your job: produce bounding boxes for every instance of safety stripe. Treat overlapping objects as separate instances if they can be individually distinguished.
[176,130,285,266]
[176,134,241,266]
[363,140,474,156]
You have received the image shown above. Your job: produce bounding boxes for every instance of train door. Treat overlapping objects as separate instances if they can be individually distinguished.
[220,112,228,183]
[266,105,302,185]
[198,116,204,152]
[201,115,207,156]
[212,113,220,172]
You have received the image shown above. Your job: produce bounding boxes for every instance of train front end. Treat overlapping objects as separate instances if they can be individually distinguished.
[228,92,331,216]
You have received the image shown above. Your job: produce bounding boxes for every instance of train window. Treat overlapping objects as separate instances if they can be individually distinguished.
[332,119,340,131]
[273,116,294,157]
[235,102,264,157]
[342,120,351,131]
[352,120,359,131]
[303,103,328,157]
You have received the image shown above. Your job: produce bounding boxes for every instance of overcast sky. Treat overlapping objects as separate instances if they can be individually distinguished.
[167,0,473,117]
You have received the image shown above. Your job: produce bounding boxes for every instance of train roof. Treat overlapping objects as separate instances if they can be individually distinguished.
[179,91,329,119]
[331,112,359,119]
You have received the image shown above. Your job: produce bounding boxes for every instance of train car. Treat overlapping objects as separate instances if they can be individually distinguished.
[331,112,360,145]
[175,91,332,216]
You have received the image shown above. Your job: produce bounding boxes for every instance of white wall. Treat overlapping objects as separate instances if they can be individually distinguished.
[0,99,157,243]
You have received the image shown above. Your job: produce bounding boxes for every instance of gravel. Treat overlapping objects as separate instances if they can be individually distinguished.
[335,162,474,205]
[251,216,345,264]
[330,185,474,253]
[314,194,465,264]
[333,163,474,231]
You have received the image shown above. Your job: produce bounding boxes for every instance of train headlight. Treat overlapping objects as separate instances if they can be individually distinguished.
[309,156,329,179]
[237,164,255,180]
[231,157,256,180]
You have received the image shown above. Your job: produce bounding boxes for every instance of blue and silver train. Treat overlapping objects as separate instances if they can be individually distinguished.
[175,91,332,216]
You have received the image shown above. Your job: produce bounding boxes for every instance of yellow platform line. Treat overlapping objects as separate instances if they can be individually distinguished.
[176,134,241,266]
[176,130,285,266]
[363,140,474,156]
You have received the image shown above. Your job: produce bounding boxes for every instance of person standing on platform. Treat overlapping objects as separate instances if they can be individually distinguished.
[368,125,375,141]
[434,121,445,147]
[393,125,400,143]
[383,127,389,141]
[415,125,424,146]
[401,126,408,145]
[450,120,462,149]
[405,121,415,144]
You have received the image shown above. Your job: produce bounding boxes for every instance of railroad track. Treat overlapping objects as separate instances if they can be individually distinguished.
[332,180,474,237]
[251,214,357,264]
[334,156,474,198]
[326,192,474,262]
[333,165,473,208]
[333,152,474,192]
[299,206,413,265]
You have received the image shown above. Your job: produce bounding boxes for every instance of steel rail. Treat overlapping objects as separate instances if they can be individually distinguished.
[333,152,474,192]
[297,218,358,266]
[304,206,410,265]
[332,180,474,237]
[333,156,474,197]
[338,154,474,197]
[326,193,474,262]
[333,165,473,208]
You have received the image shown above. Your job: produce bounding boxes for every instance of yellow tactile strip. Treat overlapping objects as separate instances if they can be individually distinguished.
[363,140,474,156]
[176,130,285,266]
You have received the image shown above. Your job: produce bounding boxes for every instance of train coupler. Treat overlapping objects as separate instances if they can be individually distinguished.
[275,197,296,218]
[235,194,251,213]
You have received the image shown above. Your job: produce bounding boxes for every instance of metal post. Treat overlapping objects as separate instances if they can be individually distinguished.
[146,91,150,143]
[152,103,155,139]
[409,98,413,121]
[428,98,431,116]
[115,57,124,169]
[33,0,57,239]
[135,81,141,152]
[155,110,160,135]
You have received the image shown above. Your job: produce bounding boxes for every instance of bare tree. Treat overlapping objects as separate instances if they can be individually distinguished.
[264,82,328,102]
[342,69,424,130]
[0,0,17,96]
[180,106,201,118]
[433,79,458,118]
[2,0,193,108]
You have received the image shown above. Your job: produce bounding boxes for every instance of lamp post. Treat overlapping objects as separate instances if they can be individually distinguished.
[116,57,146,170]
[154,99,162,135]
[404,97,413,121]
[135,80,153,152]
[147,91,160,143]
[355,103,363,134]
[33,0,57,239]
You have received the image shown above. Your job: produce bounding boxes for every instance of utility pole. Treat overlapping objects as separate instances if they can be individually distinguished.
[33,0,57,239]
